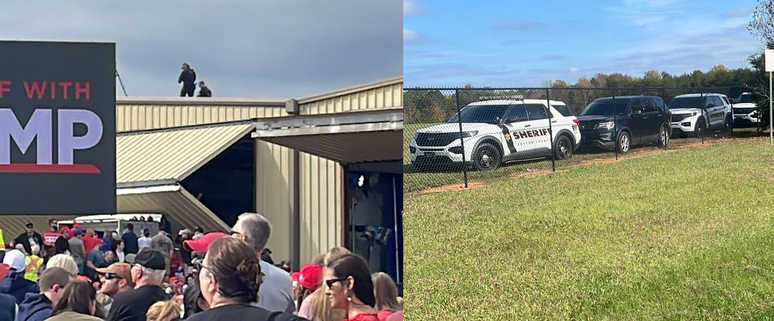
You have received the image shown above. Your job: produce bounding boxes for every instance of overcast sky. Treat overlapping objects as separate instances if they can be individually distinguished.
[0,1,402,99]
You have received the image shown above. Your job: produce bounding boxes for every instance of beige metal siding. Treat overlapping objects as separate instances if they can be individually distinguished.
[0,215,74,239]
[300,82,403,115]
[116,101,287,132]
[255,141,295,262]
[299,153,343,264]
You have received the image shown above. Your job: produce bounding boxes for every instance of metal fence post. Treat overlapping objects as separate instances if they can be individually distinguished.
[456,89,468,188]
[701,92,705,145]
[546,88,555,172]
[612,89,618,160]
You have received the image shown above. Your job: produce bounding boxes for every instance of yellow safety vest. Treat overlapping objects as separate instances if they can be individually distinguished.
[24,256,43,283]
[0,229,5,251]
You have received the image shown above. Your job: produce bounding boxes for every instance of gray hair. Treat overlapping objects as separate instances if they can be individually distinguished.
[234,212,271,252]
[141,266,166,282]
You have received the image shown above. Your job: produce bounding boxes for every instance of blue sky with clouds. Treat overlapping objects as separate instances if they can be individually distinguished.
[404,0,761,88]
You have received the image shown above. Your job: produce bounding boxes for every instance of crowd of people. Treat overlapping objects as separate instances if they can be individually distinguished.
[0,213,403,321]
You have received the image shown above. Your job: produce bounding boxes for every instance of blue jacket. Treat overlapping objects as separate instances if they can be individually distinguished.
[17,292,52,321]
[0,271,39,304]
[0,293,15,321]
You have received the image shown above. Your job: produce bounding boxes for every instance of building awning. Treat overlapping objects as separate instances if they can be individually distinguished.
[0,215,76,238]
[117,122,254,185]
[251,109,403,164]
[117,184,230,233]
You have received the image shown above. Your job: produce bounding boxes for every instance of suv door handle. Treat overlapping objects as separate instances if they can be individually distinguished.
[524,124,531,127]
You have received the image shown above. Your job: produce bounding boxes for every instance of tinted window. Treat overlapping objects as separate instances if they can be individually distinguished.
[447,105,509,124]
[503,105,528,123]
[651,98,665,112]
[721,96,730,105]
[579,99,630,116]
[711,96,723,106]
[669,97,703,108]
[525,104,548,120]
[551,104,574,117]
[642,100,656,113]
[737,94,754,103]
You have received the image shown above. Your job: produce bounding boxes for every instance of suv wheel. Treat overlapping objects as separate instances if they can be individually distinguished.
[554,135,573,160]
[617,131,631,154]
[724,116,732,133]
[655,125,669,148]
[695,118,706,138]
[473,142,501,171]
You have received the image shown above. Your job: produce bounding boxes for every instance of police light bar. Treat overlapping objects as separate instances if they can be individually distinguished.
[478,95,524,101]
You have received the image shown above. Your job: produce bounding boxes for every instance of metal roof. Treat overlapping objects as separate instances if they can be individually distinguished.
[252,109,403,164]
[117,123,254,185]
[117,184,230,234]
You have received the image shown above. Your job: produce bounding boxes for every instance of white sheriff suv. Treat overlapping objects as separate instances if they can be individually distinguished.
[409,97,581,171]
[732,92,760,128]
[668,93,732,137]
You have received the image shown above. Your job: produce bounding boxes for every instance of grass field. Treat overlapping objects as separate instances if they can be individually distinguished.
[405,137,774,320]
[404,122,759,193]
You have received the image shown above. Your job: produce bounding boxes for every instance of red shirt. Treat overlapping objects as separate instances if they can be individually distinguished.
[344,313,380,321]
[377,310,396,321]
[82,236,100,253]
[43,231,60,247]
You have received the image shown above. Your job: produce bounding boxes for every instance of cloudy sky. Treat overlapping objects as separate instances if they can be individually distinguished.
[405,0,761,87]
[0,1,402,98]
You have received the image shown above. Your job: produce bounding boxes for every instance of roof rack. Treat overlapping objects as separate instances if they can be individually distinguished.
[478,95,524,101]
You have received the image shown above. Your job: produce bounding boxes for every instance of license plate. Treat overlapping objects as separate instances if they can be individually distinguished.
[425,152,435,158]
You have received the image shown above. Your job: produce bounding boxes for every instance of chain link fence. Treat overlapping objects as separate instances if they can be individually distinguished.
[404,86,762,194]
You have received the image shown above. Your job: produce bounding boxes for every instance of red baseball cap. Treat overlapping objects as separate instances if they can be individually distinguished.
[291,272,300,282]
[297,264,323,290]
[183,232,228,252]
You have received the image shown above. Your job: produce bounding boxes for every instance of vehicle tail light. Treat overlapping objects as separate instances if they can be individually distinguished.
[573,119,580,125]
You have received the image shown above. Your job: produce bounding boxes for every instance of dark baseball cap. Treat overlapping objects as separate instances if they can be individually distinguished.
[25,223,33,228]
[134,249,166,270]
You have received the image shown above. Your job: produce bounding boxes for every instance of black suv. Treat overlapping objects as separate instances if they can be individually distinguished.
[576,96,671,153]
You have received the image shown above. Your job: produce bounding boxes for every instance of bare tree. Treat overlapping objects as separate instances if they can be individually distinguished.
[750,0,774,45]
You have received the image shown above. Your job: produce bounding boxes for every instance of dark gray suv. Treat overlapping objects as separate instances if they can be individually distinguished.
[576,96,671,153]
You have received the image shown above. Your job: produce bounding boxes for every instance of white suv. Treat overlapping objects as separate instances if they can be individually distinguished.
[408,97,582,171]
[732,92,760,128]
[668,93,732,137]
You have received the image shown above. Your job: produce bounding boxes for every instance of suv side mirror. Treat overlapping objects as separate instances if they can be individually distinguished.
[630,107,642,115]
[706,103,715,108]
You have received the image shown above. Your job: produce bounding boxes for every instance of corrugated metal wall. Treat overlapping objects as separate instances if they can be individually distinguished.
[116,102,288,132]
[299,82,403,115]
[255,140,294,262]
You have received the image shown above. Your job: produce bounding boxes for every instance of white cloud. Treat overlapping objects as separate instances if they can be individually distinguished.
[403,29,425,44]
[404,0,431,17]
[570,67,579,73]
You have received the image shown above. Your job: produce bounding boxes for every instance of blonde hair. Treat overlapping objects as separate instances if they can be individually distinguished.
[323,247,350,266]
[372,272,402,311]
[46,254,78,277]
[146,299,181,321]
[30,245,40,256]
[86,229,96,237]
[308,287,346,321]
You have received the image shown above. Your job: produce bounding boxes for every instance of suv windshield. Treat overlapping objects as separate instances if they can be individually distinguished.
[736,94,754,104]
[579,99,630,116]
[448,104,510,124]
[669,97,703,109]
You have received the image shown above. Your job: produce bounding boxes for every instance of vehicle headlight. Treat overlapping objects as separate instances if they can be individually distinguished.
[691,112,697,116]
[460,130,479,138]
[412,132,419,140]
[594,121,615,130]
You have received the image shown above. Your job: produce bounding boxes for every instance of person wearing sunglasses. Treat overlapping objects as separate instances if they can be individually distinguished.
[323,254,378,321]
[181,232,229,319]
[95,263,134,312]
[185,237,307,321]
